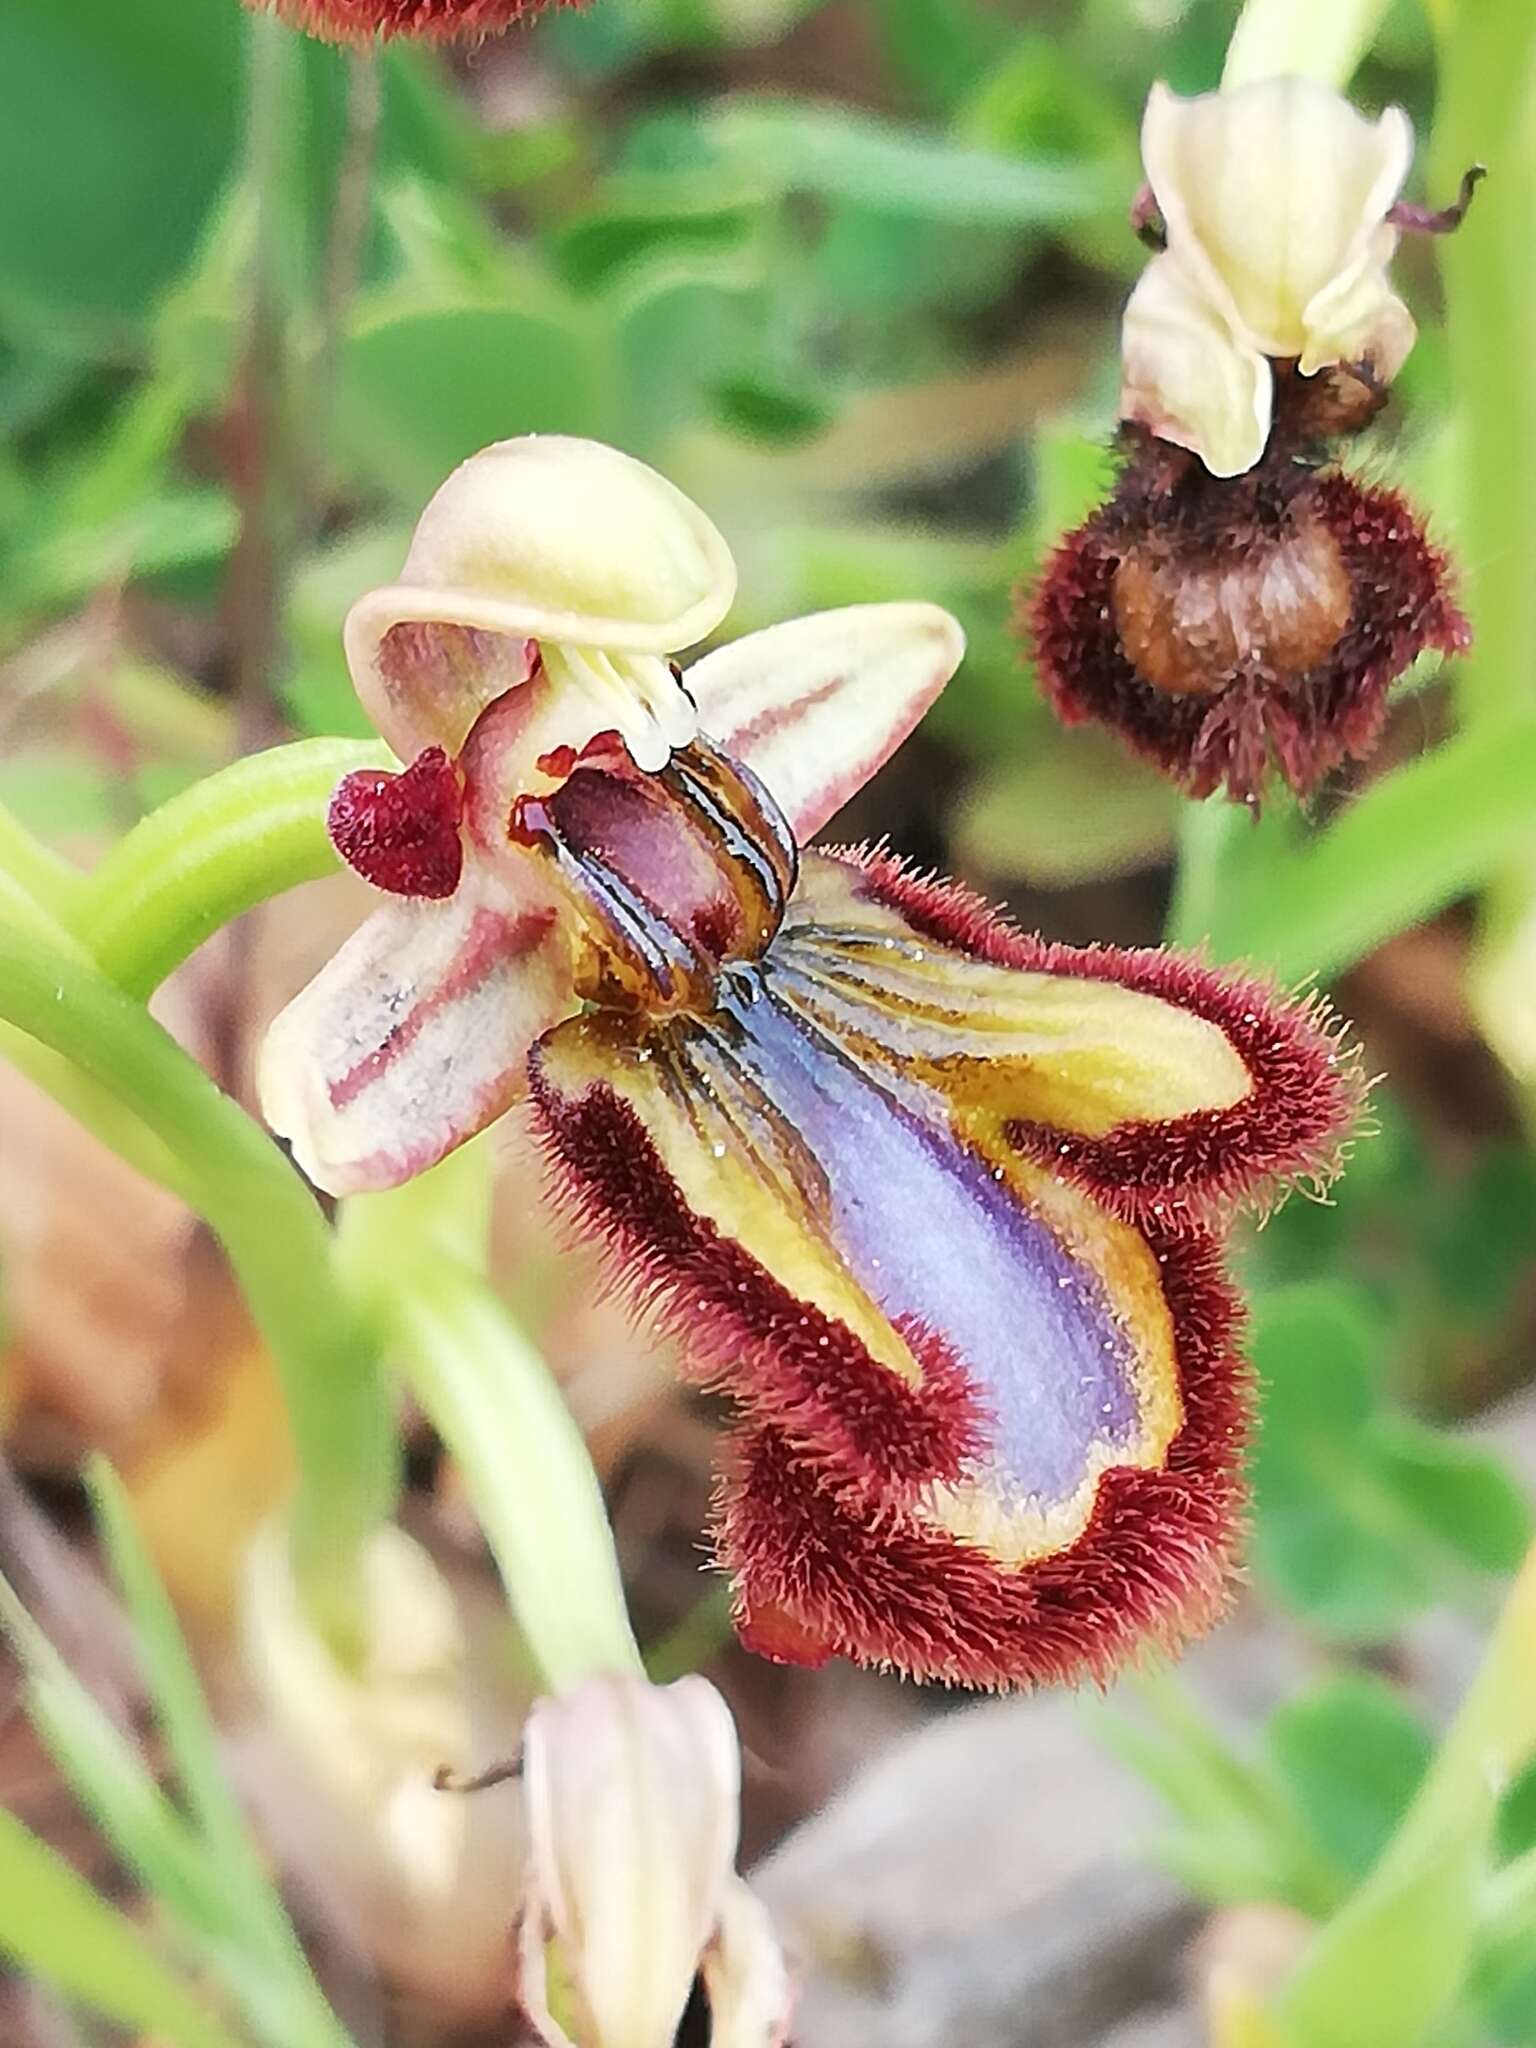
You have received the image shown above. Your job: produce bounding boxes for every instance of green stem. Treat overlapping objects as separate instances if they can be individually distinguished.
[1163,797,1247,950]
[1432,2,1536,735]
[0,924,393,1654]
[1222,0,1391,89]
[0,801,86,920]
[75,738,388,997]
[1276,1542,1536,2040]
[340,1155,642,1693]
[1432,2,1536,1118]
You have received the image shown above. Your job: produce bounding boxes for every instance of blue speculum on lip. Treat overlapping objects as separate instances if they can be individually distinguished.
[517,732,1357,1684]
[698,971,1142,1507]
[523,737,1177,1525]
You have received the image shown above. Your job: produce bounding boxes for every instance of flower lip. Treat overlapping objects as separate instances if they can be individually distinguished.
[1026,405,1470,805]
[530,828,1361,1687]
[344,437,737,760]
[258,0,559,41]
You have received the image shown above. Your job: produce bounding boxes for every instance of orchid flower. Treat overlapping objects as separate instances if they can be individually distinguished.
[1026,77,1475,805]
[261,435,1362,1687]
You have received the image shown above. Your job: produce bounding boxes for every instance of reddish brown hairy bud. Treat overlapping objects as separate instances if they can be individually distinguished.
[252,0,570,43]
[1111,511,1352,701]
[1024,370,1469,805]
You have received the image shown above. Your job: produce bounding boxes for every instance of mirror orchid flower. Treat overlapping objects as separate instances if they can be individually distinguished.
[261,434,1363,1689]
[1025,76,1476,806]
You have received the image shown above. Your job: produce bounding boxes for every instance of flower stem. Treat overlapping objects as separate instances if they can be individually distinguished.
[74,738,389,997]
[1222,0,1391,90]
[0,923,393,1656]
[0,801,85,923]
[1432,1,1536,735]
[1274,1541,1536,2041]
[304,47,381,528]
[339,1150,643,1693]
[1163,796,1246,950]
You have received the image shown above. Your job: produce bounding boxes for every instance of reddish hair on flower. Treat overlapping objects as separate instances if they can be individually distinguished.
[1024,76,1479,806]
[262,435,1364,1691]
[250,0,572,44]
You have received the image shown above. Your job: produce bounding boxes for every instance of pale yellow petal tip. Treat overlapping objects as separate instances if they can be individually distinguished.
[1119,254,1272,478]
[1128,77,1416,476]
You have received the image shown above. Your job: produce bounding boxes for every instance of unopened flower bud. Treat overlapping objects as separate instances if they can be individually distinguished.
[516,1673,790,2048]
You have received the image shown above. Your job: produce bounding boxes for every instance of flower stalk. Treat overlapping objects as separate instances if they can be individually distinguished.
[74,737,389,997]
[338,1145,643,1691]
[1273,1542,1536,2043]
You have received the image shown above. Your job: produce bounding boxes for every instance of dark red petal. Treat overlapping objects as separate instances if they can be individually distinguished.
[329,746,464,900]
[720,1225,1247,1690]
[821,846,1365,1224]
[253,0,566,42]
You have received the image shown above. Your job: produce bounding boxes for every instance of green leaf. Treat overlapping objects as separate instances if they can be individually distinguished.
[0,0,240,349]
[2,486,238,614]
[607,242,765,454]
[338,297,610,503]
[0,1572,221,1943]
[1089,1677,1340,1917]
[87,1465,291,1942]
[85,1466,358,2048]
[711,373,833,447]
[810,204,1021,317]
[550,171,766,294]
[1251,1283,1384,1445]
[871,0,1015,116]
[953,731,1176,887]
[1206,716,1536,983]
[0,1809,244,2048]
[284,526,414,740]
[1372,1421,1532,1576]
[700,98,1121,226]
[1248,1284,1432,1637]
[1267,1676,1434,1883]
[956,35,1140,273]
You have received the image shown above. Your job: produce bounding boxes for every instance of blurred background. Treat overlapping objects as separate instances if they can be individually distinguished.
[3,0,1536,2043]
